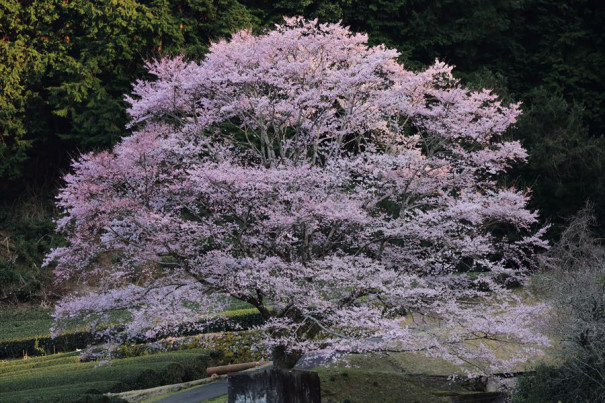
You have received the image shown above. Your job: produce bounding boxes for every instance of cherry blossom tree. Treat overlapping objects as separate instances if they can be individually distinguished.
[46,17,549,371]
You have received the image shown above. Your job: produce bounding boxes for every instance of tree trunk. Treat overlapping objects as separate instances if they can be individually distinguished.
[272,345,302,369]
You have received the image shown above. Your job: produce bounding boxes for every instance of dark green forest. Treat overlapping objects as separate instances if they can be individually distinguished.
[1,0,604,304]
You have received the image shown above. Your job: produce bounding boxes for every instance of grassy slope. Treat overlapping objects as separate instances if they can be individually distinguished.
[150,352,477,403]
[0,303,548,402]
[0,348,211,402]
[177,369,465,403]
[0,308,53,342]
[315,353,467,403]
[318,369,464,403]
[162,368,469,403]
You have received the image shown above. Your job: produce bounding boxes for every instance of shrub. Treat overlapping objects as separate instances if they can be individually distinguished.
[115,330,266,365]
[515,362,605,403]
[0,330,96,359]
[0,206,60,303]
[518,206,605,401]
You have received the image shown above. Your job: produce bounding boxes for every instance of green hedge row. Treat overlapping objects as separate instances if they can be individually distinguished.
[201,308,265,334]
[115,331,267,364]
[0,330,95,359]
[109,356,212,393]
[0,309,264,359]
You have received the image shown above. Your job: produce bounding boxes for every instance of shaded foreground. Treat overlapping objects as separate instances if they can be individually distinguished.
[0,349,213,402]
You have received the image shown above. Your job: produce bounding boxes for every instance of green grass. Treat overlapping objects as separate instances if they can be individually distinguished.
[342,351,464,376]
[0,308,53,342]
[205,395,228,403]
[225,297,255,311]
[0,348,212,402]
[317,368,464,403]
[149,352,487,403]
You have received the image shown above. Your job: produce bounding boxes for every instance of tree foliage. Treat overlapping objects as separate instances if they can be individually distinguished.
[249,0,605,233]
[0,0,256,183]
[514,89,605,231]
[2,0,604,307]
[48,19,548,370]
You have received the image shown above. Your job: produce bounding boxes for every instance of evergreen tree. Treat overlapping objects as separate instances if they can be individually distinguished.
[0,0,256,187]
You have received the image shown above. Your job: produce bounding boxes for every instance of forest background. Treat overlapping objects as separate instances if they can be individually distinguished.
[1,0,604,304]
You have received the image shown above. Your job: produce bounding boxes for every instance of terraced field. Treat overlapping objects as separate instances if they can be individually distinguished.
[0,309,54,342]
[0,348,213,402]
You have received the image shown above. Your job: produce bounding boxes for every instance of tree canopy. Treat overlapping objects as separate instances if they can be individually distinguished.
[48,18,548,371]
[0,0,255,183]
[2,0,604,305]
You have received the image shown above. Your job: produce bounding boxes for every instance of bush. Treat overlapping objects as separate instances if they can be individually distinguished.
[519,206,605,402]
[515,362,605,402]
[0,204,60,303]
[115,330,266,365]
[0,330,96,359]
[132,369,161,390]
[198,331,267,364]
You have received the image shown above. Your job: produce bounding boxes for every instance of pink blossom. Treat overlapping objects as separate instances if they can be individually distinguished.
[47,18,548,373]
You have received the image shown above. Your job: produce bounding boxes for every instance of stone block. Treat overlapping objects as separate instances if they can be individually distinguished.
[228,368,321,403]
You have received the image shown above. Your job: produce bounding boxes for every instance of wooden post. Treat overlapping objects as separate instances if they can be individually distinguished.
[206,361,267,376]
